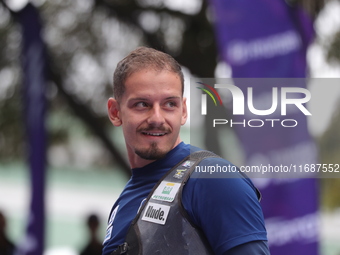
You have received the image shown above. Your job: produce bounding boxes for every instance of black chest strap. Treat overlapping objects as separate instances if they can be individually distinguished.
[111,150,219,255]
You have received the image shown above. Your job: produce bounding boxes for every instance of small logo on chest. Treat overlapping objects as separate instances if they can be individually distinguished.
[151,181,181,202]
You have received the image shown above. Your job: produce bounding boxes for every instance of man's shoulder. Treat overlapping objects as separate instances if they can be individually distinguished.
[189,150,241,177]
[185,149,260,198]
[187,145,230,163]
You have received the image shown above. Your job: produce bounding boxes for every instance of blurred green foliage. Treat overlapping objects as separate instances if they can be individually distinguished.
[327,30,340,64]
[319,104,340,210]
[0,0,217,172]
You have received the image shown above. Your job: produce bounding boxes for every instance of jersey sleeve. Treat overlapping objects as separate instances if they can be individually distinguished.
[223,240,270,255]
[182,157,268,255]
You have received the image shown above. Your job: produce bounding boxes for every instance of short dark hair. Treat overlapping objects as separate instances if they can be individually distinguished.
[113,47,184,101]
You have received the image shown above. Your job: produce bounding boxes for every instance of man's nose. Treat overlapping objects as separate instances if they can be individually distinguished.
[147,105,165,126]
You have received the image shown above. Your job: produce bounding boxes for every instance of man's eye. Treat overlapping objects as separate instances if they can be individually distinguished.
[135,102,148,108]
[165,101,177,108]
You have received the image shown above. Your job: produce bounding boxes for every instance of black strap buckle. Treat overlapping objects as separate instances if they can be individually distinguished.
[111,242,129,255]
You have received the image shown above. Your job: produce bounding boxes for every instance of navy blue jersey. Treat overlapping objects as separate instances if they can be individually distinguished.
[102,142,268,255]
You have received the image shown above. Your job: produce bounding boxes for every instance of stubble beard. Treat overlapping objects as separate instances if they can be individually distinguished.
[135,142,168,160]
[135,124,172,160]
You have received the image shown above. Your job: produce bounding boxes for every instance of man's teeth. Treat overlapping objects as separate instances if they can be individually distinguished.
[144,132,166,136]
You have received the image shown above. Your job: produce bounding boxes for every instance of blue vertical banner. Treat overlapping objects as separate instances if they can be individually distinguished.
[16,3,47,255]
[209,0,319,254]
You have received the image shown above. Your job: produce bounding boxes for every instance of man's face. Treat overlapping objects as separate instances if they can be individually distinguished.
[108,69,187,168]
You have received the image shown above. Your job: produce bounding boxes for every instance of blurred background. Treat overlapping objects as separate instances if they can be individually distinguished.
[0,0,339,254]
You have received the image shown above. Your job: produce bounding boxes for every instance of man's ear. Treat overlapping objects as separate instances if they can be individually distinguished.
[108,98,122,126]
[181,97,188,125]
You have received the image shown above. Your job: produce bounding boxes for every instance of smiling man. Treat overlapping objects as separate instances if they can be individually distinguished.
[108,67,187,167]
[103,47,270,255]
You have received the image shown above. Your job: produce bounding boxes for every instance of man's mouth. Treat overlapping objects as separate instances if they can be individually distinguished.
[142,132,167,136]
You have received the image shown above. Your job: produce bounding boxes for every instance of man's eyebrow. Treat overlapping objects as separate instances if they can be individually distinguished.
[129,97,149,101]
[165,96,181,100]
[129,96,181,101]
